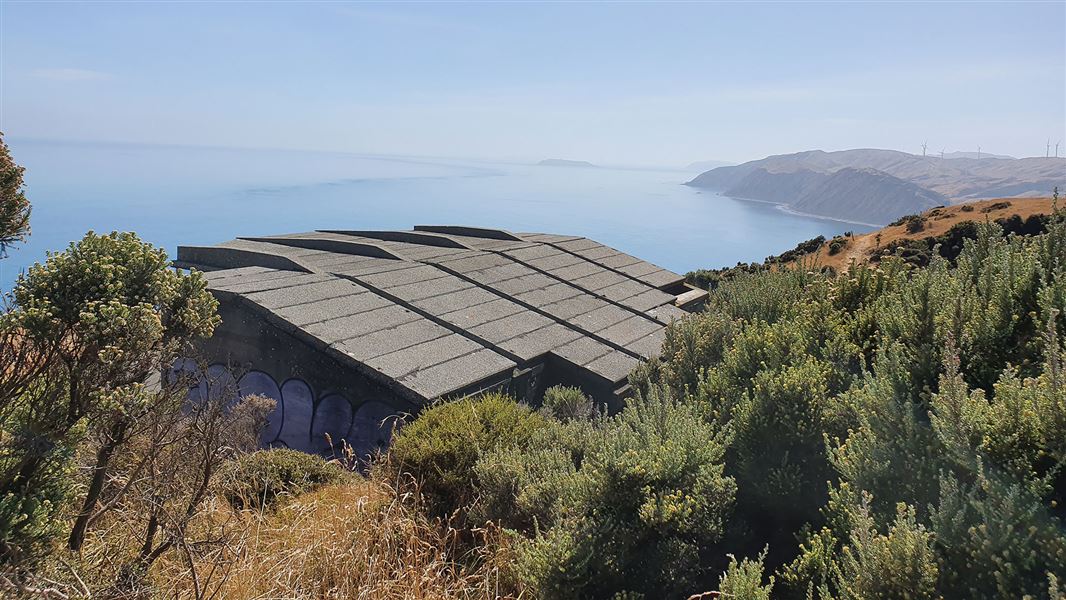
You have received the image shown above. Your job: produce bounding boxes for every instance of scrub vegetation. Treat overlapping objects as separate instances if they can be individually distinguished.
[1,133,1065,598]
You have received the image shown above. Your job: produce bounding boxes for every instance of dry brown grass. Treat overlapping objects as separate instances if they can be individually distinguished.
[789,197,1056,271]
[151,479,520,600]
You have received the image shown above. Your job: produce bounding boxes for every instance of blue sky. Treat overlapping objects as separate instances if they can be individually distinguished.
[2,1,1064,166]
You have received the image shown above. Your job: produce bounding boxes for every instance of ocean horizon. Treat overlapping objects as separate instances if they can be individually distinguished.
[1,138,871,291]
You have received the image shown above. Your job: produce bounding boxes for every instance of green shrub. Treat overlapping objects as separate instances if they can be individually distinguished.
[765,235,826,264]
[657,311,737,397]
[0,441,75,564]
[708,268,815,325]
[730,358,837,534]
[718,549,774,600]
[217,448,350,510]
[539,385,595,422]
[515,386,736,599]
[832,500,939,600]
[474,419,589,532]
[387,392,547,519]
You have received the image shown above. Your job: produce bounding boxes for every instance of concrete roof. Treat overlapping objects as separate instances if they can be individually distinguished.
[178,226,705,403]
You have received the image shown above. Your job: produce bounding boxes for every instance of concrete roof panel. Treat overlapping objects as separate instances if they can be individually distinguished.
[359,264,449,289]
[625,329,668,358]
[202,266,277,282]
[572,245,617,260]
[366,334,489,379]
[469,310,553,343]
[617,261,663,278]
[216,273,329,295]
[546,261,602,282]
[570,304,634,333]
[330,259,416,277]
[274,292,392,327]
[517,233,584,244]
[553,336,613,367]
[598,316,663,348]
[625,288,675,312]
[462,263,532,284]
[504,245,564,262]
[398,349,515,399]
[571,270,630,292]
[539,295,603,320]
[524,252,586,271]
[514,283,583,307]
[490,274,550,296]
[640,270,686,289]
[304,305,421,345]
[600,280,655,303]
[435,253,512,273]
[437,298,525,328]
[497,324,582,360]
[245,278,362,309]
[585,351,641,383]
[409,287,500,316]
[382,275,474,302]
[596,253,643,269]
[553,238,600,252]
[334,320,449,361]
[648,303,688,322]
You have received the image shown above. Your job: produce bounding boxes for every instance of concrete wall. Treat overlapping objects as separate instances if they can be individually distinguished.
[183,297,417,462]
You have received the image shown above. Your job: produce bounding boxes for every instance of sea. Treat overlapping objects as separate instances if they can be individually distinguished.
[0,139,873,292]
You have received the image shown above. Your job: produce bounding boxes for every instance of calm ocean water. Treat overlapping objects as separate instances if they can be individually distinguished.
[1,139,872,291]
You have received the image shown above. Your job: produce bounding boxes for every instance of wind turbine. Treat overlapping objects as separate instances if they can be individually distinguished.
[1056,141,1061,158]
[1048,138,1052,158]
[922,141,928,157]
[977,146,981,160]
[940,149,945,160]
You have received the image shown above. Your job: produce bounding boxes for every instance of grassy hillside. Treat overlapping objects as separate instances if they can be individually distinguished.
[789,197,1055,270]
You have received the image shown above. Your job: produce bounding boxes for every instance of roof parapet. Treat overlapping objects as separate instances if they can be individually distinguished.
[414,225,523,241]
[240,235,405,260]
[175,246,310,273]
[322,230,474,250]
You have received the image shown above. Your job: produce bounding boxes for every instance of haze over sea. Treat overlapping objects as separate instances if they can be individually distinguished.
[1,139,871,291]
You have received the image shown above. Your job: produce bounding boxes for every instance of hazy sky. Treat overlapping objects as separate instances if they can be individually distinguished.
[2,1,1064,166]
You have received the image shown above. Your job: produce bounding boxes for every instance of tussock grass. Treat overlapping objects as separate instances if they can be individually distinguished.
[153,479,519,599]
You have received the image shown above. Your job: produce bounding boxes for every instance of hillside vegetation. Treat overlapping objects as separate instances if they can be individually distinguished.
[2,130,1065,598]
[792,197,1056,271]
[687,148,1066,224]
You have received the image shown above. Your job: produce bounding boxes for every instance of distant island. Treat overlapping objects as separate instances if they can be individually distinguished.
[538,159,598,168]
[686,148,1066,225]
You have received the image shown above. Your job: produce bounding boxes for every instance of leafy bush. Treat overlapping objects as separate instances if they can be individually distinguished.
[0,132,31,253]
[514,386,736,599]
[832,500,939,600]
[217,448,350,510]
[827,236,847,255]
[539,385,596,422]
[765,235,826,264]
[685,262,765,291]
[387,392,547,519]
[718,550,774,600]
[982,200,1012,213]
[474,419,588,533]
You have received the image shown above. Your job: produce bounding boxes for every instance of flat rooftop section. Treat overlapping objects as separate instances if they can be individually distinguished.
[178,226,705,404]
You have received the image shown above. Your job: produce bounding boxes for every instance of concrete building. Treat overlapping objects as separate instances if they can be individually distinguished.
[175,226,706,458]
